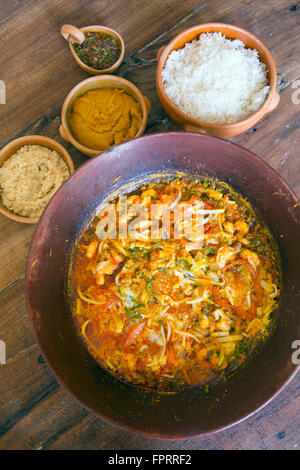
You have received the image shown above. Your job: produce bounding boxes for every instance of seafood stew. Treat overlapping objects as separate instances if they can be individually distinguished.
[69,177,281,390]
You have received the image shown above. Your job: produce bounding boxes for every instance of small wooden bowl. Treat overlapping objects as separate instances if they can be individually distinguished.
[0,136,74,224]
[156,23,280,138]
[60,24,125,75]
[60,75,151,157]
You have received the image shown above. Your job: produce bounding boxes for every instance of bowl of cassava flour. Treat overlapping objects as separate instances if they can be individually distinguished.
[0,136,74,223]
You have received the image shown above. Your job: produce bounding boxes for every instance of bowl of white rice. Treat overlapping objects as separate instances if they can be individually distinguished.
[156,23,279,137]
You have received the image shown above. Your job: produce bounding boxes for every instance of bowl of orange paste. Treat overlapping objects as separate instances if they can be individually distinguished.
[60,75,151,157]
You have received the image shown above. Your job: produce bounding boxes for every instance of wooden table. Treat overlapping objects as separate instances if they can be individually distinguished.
[0,0,299,450]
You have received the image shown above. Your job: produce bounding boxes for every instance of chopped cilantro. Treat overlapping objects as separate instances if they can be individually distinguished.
[146,279,154,295]
[202,265,210,274]
[175,258,191,270]
[126,247,150,259]
[236,340,250,356]
[125,304,143,322]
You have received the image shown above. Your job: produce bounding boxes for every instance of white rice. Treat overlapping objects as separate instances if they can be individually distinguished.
[161,32,270,124]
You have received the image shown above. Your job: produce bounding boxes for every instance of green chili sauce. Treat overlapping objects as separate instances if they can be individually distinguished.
[73,32,121,70]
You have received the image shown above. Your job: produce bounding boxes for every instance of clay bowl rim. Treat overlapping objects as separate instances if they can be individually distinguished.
[26,132,300,439]
[156,23,278,132]
[0,135,75,224]
[60,75,151,157]
[67,25,125,75]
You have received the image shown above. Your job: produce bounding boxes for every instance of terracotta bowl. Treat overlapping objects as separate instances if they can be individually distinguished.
[0,135,74,224]
[60,24,125,75]
[156,23,280,138]
[26,133,300,438]
[60,75,151,157]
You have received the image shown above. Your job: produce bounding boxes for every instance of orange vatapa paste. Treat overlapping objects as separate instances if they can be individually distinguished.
[70,88,143,151]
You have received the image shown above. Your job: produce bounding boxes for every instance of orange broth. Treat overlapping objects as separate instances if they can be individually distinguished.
[69,177,281,390]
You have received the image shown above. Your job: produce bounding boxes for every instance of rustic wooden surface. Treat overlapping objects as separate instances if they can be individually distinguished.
[0,0,299,450]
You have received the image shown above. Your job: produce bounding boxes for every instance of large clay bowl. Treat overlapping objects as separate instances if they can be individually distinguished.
[26,133,300,438]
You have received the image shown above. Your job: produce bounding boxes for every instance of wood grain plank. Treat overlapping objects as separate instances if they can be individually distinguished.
[0,0,299,451]
[0,280,57,435]
[234,84,300,197]
[0,0,204,143]
[0,0,206,290]
[0,388,88,450]
[134,0,300,85]
[21,372,297,450]
[0,369,298,450]
[0,216,34,292]
[0,0,38,25]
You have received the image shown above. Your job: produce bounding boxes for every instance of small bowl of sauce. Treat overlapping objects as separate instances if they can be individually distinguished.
[59,75,151,157]
[61,24,125,75]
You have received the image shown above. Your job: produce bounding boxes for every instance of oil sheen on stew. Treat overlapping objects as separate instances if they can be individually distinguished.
[69,177,281,391]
